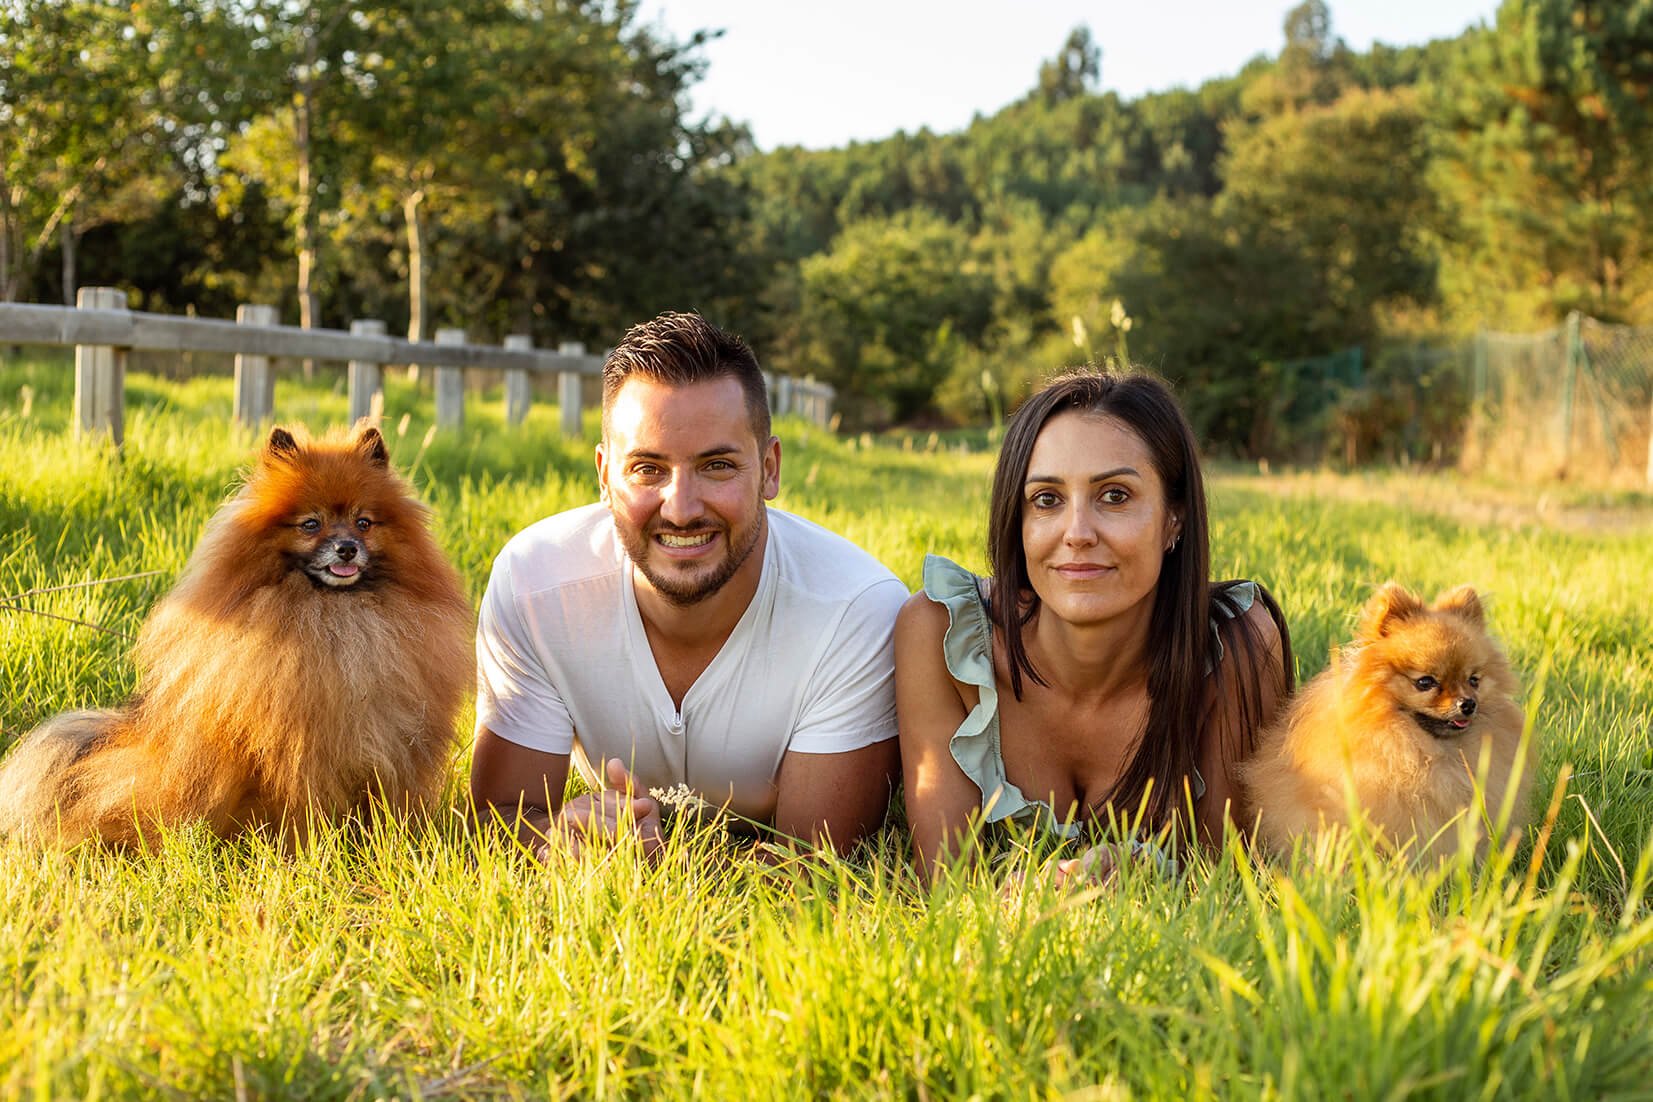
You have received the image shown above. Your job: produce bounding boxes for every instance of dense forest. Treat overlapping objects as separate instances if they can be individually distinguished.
[4,0,1651,443]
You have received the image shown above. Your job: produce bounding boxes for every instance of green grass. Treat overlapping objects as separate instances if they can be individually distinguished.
[1,358,1650,1099]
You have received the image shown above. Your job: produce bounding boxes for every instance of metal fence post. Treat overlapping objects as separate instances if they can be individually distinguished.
[1558,310,1582,474]
[557,341,585,439]
[348,319,386,424]
[233,304,280,427]
[504,334,533,425]
[73,286,128,445]
[435,328,466,429]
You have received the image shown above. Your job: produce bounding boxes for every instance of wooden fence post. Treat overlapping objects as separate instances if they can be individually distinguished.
[776,374,793,420]
[73,286,128,445]
[348,319,387,425]
[435,327,465,429]
[762,371,777,416]
[233,304,279,427]
[557,340,585,439]
[504,334,533,425]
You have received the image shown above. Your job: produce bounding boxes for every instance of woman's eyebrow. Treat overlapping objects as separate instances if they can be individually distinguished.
[1025,466,1139,485]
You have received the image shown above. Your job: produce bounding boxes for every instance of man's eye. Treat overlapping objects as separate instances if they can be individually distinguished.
[299,518,321,533]
[1413,675,1439,692]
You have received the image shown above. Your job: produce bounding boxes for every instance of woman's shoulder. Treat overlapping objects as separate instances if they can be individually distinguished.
[896,555,996,688]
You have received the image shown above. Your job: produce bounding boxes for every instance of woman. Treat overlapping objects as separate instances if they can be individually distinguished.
[895,370,1292,884]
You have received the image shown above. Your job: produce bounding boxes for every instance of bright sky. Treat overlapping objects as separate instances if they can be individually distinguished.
[636,0,1500,151]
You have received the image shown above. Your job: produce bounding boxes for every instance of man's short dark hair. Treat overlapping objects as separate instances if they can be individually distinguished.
[601,312,771,441]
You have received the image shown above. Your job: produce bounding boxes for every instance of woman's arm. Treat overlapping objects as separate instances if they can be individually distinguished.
[1197,598,1288,846]
[894,592,982,885]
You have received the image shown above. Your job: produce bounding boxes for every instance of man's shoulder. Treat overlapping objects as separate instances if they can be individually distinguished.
[492,502,623,598]
[766,507,906,608]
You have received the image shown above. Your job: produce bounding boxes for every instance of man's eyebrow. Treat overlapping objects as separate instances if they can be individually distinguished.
[626,444,745,461]
[1024,466,1139,484]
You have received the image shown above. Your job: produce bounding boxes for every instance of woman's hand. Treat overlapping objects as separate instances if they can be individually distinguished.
[1053,843,1119,887]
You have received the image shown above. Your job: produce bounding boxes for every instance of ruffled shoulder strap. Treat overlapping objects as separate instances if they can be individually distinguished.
[920,555,1045,828]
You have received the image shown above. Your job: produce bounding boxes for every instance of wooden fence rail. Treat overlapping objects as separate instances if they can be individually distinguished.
[0,288,836,444]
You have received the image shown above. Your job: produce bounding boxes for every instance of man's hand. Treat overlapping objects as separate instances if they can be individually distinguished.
[552,758,664,860]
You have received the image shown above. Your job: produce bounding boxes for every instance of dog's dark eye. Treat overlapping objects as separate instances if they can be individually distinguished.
[1413,675,1439,692]
[355,517,372,532]
[299,518,321,533]
[1468,675,1481,688]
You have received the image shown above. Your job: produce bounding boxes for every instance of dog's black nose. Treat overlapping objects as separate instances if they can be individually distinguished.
[335,541,359,562]
[1458,697,1476,715]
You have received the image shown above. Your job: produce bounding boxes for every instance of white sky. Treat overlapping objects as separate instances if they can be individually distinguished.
[636,0,1501,150]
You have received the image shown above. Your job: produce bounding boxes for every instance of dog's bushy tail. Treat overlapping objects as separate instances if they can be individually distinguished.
[0,711,124,845]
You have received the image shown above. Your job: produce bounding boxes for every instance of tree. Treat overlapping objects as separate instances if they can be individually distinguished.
[1038,26,1101,105]
[795,210,993,425]
[1220,86,1438,346]
[1430,0,1653,324]
[0,1,170,302]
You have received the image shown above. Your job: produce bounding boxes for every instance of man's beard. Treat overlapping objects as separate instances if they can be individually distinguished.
[619,506,766,608]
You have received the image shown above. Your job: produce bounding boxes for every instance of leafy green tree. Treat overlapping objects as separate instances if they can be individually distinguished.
[0,1,171,302]
[1430,0,1653,324]
[1220,86,1438,347]
[1037,25,1101,105]
[795,210,993,425]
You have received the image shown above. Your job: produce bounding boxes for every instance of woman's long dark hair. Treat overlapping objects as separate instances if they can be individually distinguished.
[985,370,1293,834]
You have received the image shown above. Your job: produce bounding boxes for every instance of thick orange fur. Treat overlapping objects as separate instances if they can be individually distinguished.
[1239,583,1531,862]
[0,422,474,848]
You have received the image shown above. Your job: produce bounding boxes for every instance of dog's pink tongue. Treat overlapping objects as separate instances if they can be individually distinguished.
[1451,717,1470,728]
[329,564,359,577]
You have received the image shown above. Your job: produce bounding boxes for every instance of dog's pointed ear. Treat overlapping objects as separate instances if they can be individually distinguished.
[1358,582,1424,639]
[353,423,390,468]
[1433,585,1484,626]
[264,426,301,461]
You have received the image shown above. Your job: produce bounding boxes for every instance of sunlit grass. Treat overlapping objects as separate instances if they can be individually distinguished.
[0,360,1650,1098]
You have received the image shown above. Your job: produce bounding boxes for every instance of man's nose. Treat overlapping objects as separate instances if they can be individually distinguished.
[658,469,703,525]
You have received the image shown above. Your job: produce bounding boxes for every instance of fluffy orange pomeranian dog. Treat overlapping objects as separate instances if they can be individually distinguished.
[0,422,473,848]
[1240,583,1531,862]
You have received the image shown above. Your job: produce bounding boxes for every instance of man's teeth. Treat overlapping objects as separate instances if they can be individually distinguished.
[658,532,715,548]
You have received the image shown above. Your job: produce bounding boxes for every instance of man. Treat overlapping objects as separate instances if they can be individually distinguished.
[470,311,907,857]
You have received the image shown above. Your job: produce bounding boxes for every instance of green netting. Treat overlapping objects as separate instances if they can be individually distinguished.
[1265,315,1653,484]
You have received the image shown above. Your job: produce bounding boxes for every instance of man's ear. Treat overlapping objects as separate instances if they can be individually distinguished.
[594,441,611,506]
[761,434,781,501]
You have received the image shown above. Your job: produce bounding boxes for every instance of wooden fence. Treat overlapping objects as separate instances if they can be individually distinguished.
[0,287,836,445]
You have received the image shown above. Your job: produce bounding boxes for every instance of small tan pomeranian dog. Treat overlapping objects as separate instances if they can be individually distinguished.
[0,422,474,848]
[1240,583,1530,862]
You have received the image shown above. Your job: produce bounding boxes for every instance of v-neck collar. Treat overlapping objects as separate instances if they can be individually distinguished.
[620,515,779,726]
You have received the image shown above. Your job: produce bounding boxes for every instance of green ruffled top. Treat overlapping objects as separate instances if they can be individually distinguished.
[920,554,1256,839]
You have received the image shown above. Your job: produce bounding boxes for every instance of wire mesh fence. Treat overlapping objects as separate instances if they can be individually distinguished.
[1259,314,1653,486]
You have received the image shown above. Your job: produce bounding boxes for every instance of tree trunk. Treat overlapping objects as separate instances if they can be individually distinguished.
[295,10,320,378]
[61,218,77,306]
[404,187,426,382]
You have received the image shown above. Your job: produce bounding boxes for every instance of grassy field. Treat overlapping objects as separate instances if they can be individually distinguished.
[1,354,1650,1100]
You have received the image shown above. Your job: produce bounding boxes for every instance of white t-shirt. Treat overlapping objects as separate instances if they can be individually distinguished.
[475,503,909,822]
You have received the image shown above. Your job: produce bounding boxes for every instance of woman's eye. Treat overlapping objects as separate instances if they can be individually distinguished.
[299,518,321,533]
[1413,676,1439,692]
[1030,491,1060,509]
[1100,487,1128,505]
[355,517,372,532]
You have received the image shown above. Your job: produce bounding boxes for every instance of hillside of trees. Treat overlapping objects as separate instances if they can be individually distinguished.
[5,0,1651,446]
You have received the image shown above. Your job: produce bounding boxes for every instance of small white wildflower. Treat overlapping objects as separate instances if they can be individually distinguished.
[647,783,706,812]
